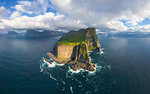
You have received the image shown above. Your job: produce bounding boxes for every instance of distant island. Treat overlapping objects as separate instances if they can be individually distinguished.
[25,30,65,38]
[6,31,20,38]
[7,31,19,36]
[98,31,150,38]
[0,30,65,38]
[45,28,101,72]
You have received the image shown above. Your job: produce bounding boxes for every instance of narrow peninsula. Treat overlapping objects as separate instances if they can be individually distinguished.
[46,27,101,72]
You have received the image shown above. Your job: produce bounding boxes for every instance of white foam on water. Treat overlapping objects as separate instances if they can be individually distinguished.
[56,83,59,85]
[79,85,82,87]
[88,64,97,74]
[48,63,56,68]
[49,74,57,81]
[57,63,65,66]
[68,64,101,75]
[39,64,43,72]
[62,81,65,84]
[49,58,65,66]
[40,68,43,72]
[108,65,111,70]
[43,58,56,68]
[68,67,81,73]
[70,86,73,93]
[100,48,104,54]
[42,57,65,68]
[88,64,102,75]
[47,52,65,67]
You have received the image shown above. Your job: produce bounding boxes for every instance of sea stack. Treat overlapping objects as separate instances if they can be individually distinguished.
[48,27,101,72]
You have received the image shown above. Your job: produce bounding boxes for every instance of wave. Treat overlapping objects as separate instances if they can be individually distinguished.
[50,74,57,81]
[70,86,73,93]
[41,57,65,68]
[67,64,101,75]
[100,48,104,54]
[48,57,65,67]
[43,58,56,68]
[68,67,83,74]
[57,63,65,66]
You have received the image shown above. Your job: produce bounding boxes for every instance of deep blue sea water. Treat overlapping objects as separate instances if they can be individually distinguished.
[0,36,150,94]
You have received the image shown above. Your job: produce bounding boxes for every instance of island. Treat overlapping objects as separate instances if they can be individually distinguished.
[25,30,65,38]
[7,31,19,36]
[46,27,101,72]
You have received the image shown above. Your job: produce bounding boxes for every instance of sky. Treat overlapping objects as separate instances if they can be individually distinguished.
[1,0,150,33]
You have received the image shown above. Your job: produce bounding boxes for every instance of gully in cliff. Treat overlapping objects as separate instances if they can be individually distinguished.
[44,27,101,72]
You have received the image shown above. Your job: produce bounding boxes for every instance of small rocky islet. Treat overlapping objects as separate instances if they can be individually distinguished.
[44,27,101,72]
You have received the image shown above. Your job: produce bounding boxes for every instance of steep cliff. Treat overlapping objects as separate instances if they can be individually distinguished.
[48,28,101,71]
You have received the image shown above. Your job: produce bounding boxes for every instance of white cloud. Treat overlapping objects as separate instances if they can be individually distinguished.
[0,12,86,31]
[106,20,127,31]
[0,6,9,17]
[15,5,32,14]
[2,0,150,32]
[50,0,150,31]
[129,25,150,32]
[11,11,22,18]
[13,0,52,14]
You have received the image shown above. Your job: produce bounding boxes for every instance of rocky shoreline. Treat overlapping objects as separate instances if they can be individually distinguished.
[46,52,96,72]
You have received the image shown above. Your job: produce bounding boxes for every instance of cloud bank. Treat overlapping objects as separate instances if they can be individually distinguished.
[0,12,86,31]
[1,0,150,32]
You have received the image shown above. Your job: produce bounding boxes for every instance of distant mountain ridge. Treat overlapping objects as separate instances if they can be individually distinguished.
[0,30,65,38]
[6,31,21,38]
[98,32,150,38]
[25,30,65,38]
[7,31,19,35]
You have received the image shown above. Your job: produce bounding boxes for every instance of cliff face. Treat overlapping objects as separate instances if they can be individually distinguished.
[54,44,74,59]
[86,28,101,53]
[48,27,101,71]
[72,43,89,63]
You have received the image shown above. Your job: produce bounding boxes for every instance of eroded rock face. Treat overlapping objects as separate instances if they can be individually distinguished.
[48,27,101,72]
[72,43,89,63]
[55,44,74,59]
[86,28,101,53]
[47,53,71,64]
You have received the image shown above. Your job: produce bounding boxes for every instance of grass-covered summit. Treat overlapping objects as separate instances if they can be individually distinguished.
[57,28,100,51]
[58,29,88,43]
[47,27,101,72]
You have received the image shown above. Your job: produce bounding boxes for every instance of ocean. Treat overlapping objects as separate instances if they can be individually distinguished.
[0,36,150,94]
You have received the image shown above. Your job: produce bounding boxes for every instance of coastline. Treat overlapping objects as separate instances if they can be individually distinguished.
[47,52,96,72]
[42,52,99,74]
